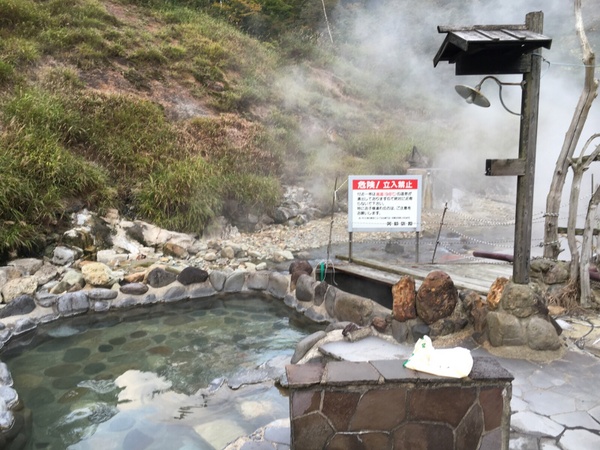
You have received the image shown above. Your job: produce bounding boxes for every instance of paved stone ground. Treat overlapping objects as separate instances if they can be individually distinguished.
[225,320,600,450]
[223,207,600,449]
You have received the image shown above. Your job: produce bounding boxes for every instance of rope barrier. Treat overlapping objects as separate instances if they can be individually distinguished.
[313,195,600,266]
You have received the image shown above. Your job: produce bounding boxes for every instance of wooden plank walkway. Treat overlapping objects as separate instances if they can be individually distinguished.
[333,256,512,295]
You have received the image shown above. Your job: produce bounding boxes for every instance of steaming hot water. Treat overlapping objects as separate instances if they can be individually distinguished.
[2,296,323,449]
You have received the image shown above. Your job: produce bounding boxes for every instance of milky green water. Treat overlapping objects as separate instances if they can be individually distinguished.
[2,295,321,449]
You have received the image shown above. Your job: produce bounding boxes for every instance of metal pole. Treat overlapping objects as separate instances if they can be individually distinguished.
[432,202,448,263]
[513,11,543,284]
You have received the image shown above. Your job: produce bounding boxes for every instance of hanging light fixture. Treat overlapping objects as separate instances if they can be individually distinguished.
[455,75,524,116]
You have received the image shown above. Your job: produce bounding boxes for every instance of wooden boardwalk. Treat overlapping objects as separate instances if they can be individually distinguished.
[333,256,512,295]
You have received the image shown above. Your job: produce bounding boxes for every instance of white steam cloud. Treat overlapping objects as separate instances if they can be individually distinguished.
[276,0,600,227]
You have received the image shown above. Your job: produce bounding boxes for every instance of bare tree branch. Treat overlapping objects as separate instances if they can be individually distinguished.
[567,137,600,284]
[543,0,598,258]
[581,179,600,307]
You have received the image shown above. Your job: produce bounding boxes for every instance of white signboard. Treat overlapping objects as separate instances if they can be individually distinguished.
[348,175,422,232]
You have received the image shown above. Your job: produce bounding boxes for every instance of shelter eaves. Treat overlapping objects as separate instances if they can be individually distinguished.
[434,25,552,75]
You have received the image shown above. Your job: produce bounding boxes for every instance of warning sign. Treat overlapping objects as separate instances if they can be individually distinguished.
[348,175,422,232]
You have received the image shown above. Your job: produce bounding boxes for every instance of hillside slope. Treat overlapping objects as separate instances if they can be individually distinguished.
[2,0,599,262]
[0,0,435,261]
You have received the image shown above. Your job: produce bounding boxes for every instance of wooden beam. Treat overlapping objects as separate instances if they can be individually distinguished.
[486,158,526,176]
[557,227,600,236]
[455,52,531,75]
[438,24,527,33]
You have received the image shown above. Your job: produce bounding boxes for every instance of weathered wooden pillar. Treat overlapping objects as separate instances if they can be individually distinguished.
[513,11,543,284]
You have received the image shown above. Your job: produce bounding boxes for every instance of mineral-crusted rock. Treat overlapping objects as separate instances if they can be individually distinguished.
[392,276,416,322]
[415,271,458,325]
[487,277,509,311]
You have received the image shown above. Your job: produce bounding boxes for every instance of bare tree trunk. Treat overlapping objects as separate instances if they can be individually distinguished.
[543,0,598,258]
[567,135,600,284]
[581,185,600,307]
[567,162,584,281]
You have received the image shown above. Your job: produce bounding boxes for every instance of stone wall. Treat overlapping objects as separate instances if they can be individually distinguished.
[286,357,513,450]
[0,263,389,448]
[0,269,294,449]
[0,260,519,448]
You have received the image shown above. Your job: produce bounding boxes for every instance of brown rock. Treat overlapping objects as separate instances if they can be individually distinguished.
[163,242,188,259]
[289,260,313,290]
[471,298,489,344]
[123,271,146,284]
[487,277,509,311]
[371,316,388,333]
[415,271,458,325]
[392,276,416,322]
[547,304,565,316]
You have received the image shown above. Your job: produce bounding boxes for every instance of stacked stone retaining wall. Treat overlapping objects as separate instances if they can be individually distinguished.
[286,357,513,450]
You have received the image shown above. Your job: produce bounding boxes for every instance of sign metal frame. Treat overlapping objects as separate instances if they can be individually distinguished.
[347,175,423,233]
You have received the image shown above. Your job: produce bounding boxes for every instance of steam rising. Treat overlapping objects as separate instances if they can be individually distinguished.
[276,0,600,223]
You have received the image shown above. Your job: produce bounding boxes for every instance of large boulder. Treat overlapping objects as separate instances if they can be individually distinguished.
[392,276,416,322]
[57,291,90,317]
[295,274,316,303]
[289,260,313,290]
[224,270,247,292]
[416,271,458,325]
[82,262,118,287]
[247,271,269,291]
[1,276,38,303]
[146,267,177,288]
[177,267,209,286]
[267,272,289,299]
[327,288,374,326]
[526,316,561,350]
[487,311,526,347]
[500,282,546,318]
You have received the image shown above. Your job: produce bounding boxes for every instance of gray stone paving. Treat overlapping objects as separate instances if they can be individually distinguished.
[226,340,600,450]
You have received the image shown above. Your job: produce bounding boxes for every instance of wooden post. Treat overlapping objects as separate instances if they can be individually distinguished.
[349,231,353,262]
[416,231,420,263]
[513,11,543,284]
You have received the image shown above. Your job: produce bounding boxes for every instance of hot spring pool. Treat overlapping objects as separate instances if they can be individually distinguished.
[2,295,323,449]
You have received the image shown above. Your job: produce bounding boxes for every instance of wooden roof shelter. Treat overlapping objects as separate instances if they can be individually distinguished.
[433,12,552,285]
[434,24,552,75]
